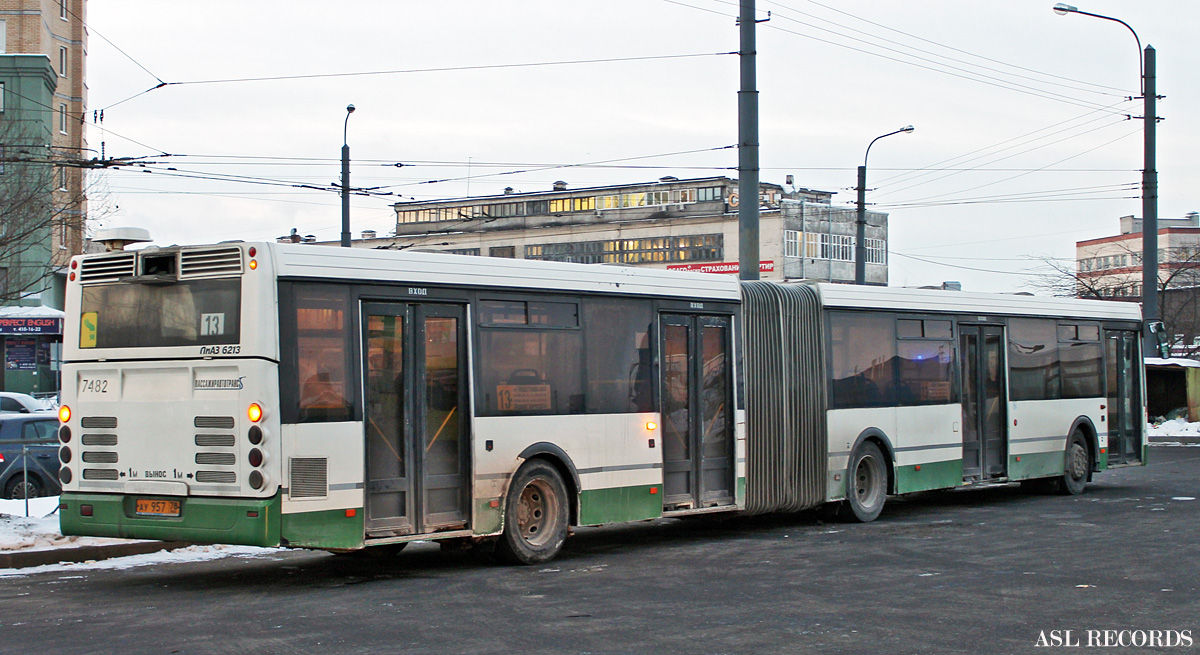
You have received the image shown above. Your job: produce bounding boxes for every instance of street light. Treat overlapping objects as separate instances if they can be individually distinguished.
[340,104,356,248]
[1053,3,1159,356]
[855,125,914,285]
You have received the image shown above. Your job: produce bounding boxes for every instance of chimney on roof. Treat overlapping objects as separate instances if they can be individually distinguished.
[553,180,567,191]
[504,187,514,195]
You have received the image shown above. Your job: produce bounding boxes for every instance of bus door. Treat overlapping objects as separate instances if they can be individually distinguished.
[362,302,469,537]
[660,314,735,510]
[960,325,1008,480]
[1105,330,1143,465]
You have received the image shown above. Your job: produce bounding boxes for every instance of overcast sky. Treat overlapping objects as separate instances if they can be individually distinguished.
[84,0,1199,293]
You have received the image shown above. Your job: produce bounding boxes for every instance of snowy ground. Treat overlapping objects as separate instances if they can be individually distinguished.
[0,496,281,577]
[1148,419,1200,439]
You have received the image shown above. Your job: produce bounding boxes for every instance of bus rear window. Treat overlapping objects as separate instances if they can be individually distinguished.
[79,279,241,349]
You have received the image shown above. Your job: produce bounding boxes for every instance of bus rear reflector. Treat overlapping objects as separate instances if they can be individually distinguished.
[81,504,93,517]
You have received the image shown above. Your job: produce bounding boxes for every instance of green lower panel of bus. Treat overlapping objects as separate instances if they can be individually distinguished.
[1097,449,1109,470]
[578,484,662,525]
[279,508,365,550]
[1009,451,1065,481]
[60,492,282,547]
[894,459,963,494]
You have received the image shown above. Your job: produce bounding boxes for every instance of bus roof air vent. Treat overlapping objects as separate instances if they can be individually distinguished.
[180,247,244,278]
[78,252,136,283]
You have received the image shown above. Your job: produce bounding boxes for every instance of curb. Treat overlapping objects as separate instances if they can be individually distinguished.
[0,541,191,570]
[1148,436,1200,445]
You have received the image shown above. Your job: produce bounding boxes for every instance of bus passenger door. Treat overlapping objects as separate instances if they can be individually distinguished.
[660,314,735,511]
[363,303,469,538]
[1105,330,1142,465]
[961,325,1008,480]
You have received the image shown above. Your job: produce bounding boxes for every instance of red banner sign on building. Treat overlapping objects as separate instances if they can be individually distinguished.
[666,261,775,275]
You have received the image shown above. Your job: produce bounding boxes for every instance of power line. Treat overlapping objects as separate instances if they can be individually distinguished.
[890,251,1048,277]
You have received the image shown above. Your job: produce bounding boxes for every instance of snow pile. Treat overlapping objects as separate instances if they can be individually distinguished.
[0,497,131,553]
[1148,419,1200,437]
[0,544,282,578]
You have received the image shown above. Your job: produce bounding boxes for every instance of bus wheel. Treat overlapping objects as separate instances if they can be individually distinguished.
[496,460,569,565]
[844,441,887,522]
[1059,431,1090,496]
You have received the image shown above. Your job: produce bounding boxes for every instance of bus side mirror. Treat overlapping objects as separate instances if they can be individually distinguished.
[1146,320,1170,359]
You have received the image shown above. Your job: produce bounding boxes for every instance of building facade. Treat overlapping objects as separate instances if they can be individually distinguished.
[317,176,888,285]
[1076,212,1200,300]
[0,0,87,394]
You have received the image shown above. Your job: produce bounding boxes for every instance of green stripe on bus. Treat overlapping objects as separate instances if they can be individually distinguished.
[894,459,963,494]
[578,484,662,525]
[474,498,503,535]
[737,476,746,505]
[1009,451,1065,480]
[59,492,281,547]
[280,507,364,550]
[1097,449,1109,470]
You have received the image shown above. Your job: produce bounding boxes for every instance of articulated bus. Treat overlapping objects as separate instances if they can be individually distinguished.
[56,242,1145,563]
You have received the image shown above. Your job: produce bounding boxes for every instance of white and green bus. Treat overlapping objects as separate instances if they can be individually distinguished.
[57,241,1145,563]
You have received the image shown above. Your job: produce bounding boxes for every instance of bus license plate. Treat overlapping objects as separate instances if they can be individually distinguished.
[135,499,181,517]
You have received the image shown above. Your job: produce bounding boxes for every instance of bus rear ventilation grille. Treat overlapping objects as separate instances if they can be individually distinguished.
[82,468,120,481]
[78,253,135,283]
[194,416,235,429]
[81,451,119,464]
[195,452,237,466]
[180,247,243,278]
[81,433,118,446]
[196,471,237,484]
[289,457,328,499]
[195,434,236,447]
[80,417,118,429]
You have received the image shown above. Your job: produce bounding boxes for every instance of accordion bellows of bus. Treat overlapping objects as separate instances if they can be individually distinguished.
[56,241,1146,564]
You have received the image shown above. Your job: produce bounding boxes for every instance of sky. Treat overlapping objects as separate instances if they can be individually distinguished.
[81,0,1200,293]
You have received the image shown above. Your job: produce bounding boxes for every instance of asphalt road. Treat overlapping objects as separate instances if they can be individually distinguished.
[4,446,1197,655]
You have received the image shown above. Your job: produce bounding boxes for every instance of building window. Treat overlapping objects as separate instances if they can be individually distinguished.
[0,20,6,53]
[0,81,4,111]
[59,104,68,134]
[58,166,67,190]
[60,0,68,20]
[866,238,887,264]
[784,230,800,258]
[676,188,696,203]
[489,246,516,258]
[59,47,68,77]
[442,248,481,256]
[697,187,723,202]
[525,234,723,265]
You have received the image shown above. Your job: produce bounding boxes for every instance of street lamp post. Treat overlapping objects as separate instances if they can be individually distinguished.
[340,104,356,248]
[1053,3,1159,355]
[855,125,914,285]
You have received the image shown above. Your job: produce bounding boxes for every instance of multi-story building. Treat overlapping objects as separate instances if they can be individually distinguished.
[1076,212,1200,299]
[0,0,87,394]
[317,176,889,285]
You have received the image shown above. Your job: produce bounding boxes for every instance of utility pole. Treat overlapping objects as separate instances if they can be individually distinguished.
[1142,45,1159,356]
[737,0,760,281]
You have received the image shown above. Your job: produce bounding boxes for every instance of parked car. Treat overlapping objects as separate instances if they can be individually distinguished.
[0,414,61,499]
[0,391,54,414]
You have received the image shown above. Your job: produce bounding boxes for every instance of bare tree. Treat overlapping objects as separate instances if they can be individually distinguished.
[0,117,99,304]
[1029,242,1200,358]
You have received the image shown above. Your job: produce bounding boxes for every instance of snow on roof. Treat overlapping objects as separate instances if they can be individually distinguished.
[1145,357,1200,368]
[0,305,65,319]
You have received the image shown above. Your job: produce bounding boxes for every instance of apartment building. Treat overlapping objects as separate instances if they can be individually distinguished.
[1076,212,1200,299]
[317,176,889,285]
[0,0,87,394]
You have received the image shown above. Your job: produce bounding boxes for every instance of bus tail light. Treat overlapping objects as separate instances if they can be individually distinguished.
[60,447,72,464]
[60,467,72,484]
[59,426,71,443]
[646,421,658,432]
[59,405,72,423]
[248,448,264,468]
[249,470,265,490]
[247,403,263,423]
[248,425,264,445]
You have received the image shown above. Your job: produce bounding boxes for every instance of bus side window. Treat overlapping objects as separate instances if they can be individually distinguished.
[294,285,354,422]
[583,298,654,414]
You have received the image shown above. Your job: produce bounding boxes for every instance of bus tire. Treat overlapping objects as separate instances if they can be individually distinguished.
[1059,431,1090,496]
[843,441,887,522]
[495,460,569,565]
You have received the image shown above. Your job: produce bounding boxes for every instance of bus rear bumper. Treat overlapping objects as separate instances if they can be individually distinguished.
[59,492,282,548]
